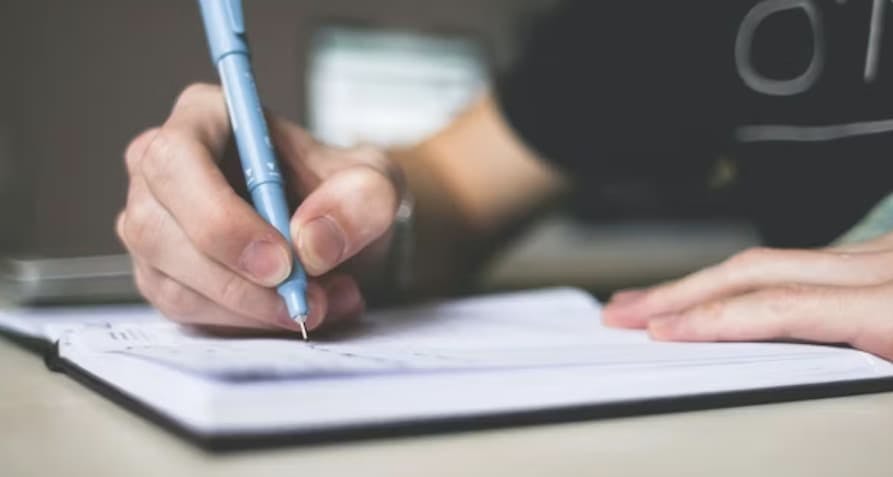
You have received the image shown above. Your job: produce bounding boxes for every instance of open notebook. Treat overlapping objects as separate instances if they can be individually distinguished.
[24,288,890,450]
[0,303,161,350]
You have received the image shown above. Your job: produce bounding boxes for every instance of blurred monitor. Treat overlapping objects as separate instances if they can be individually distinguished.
[307,26,490,148]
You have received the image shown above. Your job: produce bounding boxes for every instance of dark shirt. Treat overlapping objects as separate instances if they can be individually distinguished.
[498,0,893,247]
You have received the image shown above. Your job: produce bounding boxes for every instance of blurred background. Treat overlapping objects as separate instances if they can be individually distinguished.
[0,0,757,304]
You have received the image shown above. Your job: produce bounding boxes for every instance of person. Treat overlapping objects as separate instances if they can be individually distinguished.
[117,1,893,359]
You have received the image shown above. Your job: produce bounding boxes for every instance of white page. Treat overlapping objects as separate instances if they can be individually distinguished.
[69,288,644,379]
[58,288,893,436]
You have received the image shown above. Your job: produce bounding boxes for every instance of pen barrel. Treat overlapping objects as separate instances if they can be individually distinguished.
[217,54,280,188]
[252,182,309,293]
[218,53,307,290]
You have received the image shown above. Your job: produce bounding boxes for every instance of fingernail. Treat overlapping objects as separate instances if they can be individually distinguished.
[297,216,345,275]
[240,240,292,286]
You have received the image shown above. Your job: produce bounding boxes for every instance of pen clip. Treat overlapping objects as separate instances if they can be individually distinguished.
[223,0,245,35]
[197,0,249,63]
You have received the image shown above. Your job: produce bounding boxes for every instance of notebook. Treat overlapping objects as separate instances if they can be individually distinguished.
[29,288,893,450]
[0,303,161,351]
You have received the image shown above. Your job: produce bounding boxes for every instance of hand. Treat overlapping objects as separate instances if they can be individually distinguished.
[117,84,401,333]
[603,232,893,360]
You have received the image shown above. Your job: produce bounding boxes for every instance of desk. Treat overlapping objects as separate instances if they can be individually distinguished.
[1,337,891,477]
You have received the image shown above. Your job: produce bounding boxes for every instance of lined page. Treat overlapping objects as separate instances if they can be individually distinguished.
[63,288,893,382]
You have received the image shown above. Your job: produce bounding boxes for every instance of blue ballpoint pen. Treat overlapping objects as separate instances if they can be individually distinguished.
[197,0,310,339]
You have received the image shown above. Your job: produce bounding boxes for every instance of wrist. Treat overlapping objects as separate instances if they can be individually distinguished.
[354,150,416,305]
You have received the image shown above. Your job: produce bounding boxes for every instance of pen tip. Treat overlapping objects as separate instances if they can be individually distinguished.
[297,319,308,341]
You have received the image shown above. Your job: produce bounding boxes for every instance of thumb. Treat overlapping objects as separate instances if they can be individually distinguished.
[290,166,399,276]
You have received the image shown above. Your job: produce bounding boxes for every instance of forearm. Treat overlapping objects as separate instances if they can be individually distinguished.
[391,95,568,297]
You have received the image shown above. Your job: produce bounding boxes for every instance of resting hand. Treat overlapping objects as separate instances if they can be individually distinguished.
[603,232,893,360]
[117,84,401,333]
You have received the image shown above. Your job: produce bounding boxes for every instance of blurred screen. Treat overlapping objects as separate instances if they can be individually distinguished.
[307,26,490,148]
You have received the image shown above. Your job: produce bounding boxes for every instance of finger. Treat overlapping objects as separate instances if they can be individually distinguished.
[133,259,329,333]
[270,115,402,207]
[132,261,279,331]
[315,273,365,329]
[269,116,400,276]
[268,115,323,197]
[122,176,340,334]
[290,166,399,276]
[120,175,302,331]
[607,289,648,306]
[124,127,161,176]
[160,83,232,156]
[647,284,893,360]
[603,247,893,329]
[134,83,294,288]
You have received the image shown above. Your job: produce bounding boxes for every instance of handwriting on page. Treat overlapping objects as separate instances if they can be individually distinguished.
[71,288,862,383]
[108,333,852,382]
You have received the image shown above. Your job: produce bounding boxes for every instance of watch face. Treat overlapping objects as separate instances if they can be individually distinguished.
[307,26,489,148]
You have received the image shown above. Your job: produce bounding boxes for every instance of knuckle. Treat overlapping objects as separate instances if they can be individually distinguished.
[176,82,221,106]
[139,129,192,182]
[727,247,776,268]
[693,300,727,321]
[216,273,252,312]
[115,212,129,247]
[354,165,400,216]
[124,140,142,172]
[122,199,166,260]
[124,155,140,177]
[677,307,719,341]
[124,130,151,173]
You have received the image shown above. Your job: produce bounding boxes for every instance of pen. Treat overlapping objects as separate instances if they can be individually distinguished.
[197,0,310,339]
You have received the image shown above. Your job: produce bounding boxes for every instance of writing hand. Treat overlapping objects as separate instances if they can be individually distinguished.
[117,84,401,333]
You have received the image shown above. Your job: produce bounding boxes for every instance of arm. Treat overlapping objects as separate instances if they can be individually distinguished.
[392,94,567,296]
